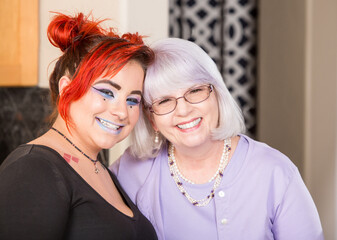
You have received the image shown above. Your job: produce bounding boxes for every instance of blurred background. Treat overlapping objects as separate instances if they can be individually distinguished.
[0,0,336,239]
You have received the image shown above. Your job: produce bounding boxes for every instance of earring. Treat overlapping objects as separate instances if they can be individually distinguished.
[154,131,159,144]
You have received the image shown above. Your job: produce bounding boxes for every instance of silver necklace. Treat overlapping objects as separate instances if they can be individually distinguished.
[168,139,231,207]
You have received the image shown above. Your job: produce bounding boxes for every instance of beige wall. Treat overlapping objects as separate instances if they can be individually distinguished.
[39,0,168,88]
[39,0,120,88]
[258,0,337,239]
[258,0,306,171]
[305,0,337,239]
[38,0,169,163]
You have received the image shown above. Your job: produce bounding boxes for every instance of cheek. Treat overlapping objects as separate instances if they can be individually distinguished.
[80,91,106,111]
[207,97,219,118]
[153,116,171,130]
[87,97,107,112]
[129,108,140,125]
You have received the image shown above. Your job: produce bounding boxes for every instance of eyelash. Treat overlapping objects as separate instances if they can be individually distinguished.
[93,87,115,99]
[156,88,202,105]
[189,88,203,94]
[93,86,141,107]
[127,97,141,106]
[158,98,173,105]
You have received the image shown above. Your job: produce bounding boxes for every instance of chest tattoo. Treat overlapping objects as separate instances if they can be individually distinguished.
[63,153,79,163]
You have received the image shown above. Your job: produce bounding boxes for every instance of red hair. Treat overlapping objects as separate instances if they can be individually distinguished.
[47,12,154,129]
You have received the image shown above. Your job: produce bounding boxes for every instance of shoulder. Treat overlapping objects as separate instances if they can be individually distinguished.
[0,144,71,201]
[110,146,165,202]
[1,144,64,171]
[243,135,296,168]
[0,145,72,239]
[0,144,69,190]
[239,135,313,208]
[111,147,157,176]
[240,135,299,184]
[110,147,159,184]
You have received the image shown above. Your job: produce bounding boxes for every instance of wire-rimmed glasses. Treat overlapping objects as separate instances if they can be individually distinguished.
[149,84,214,115]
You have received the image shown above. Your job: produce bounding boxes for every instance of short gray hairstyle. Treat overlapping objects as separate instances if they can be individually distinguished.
[129,38,245,159]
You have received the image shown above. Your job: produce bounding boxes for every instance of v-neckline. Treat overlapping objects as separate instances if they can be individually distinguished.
[24,144,137,220]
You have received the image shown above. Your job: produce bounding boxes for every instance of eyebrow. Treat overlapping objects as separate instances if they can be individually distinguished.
[131,90,142,96]
[95,79,121,90]
[94,79,142,96]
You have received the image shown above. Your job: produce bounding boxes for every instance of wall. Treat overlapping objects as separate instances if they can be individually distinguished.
[258,0,306,172]
[305,0,337,238]
[39,0,120,88]
[38,0,169,163]
[39,0,168,88]
[258,0,337,239]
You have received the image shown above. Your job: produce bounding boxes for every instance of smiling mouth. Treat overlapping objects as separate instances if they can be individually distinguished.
[96,117,123,131]
[177,118,201,130]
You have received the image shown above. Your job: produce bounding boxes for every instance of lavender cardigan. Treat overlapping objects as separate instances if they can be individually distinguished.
[111,135,324,240]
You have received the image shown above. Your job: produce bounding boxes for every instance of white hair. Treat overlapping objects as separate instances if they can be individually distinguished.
[130,38,245,159]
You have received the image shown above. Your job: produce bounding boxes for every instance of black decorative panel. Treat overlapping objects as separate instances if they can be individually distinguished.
[0,87,52,165]
[0,87,109,166]
[169,0,257,136]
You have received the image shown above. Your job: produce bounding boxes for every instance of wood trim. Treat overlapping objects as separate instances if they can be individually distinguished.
[0,0,38,86]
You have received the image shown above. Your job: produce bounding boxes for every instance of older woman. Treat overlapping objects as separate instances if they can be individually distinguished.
[111,38,324,240]
[0,12,157,240]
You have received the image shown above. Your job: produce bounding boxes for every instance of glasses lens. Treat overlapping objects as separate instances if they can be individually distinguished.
[151,85,212,115]
[185,85,210,104]
[152,98,176,115]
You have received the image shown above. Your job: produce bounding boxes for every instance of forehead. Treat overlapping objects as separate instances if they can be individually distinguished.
[147,76,206,96]
[153,84,210,101]
[95,61,144,90]
[151,83,193,99]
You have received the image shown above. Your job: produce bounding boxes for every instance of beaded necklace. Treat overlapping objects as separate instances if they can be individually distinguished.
[168,139,231,207]
[51,127,101,174]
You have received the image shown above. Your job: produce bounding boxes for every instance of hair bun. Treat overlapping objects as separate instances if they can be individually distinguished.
[122,32,145,45]
[47,12,104,52]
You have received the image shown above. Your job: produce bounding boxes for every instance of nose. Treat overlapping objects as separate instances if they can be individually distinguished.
[174,97,192,116]
[108,99,128,121]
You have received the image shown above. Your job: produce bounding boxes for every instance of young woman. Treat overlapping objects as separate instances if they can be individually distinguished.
[111,38,324,240]
[0,12,156,240]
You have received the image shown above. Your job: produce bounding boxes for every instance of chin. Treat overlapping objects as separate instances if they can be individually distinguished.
[98,140,119,150]
[183,135,207,144]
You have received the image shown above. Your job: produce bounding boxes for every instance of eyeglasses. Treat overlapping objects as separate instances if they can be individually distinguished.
[149,84,214,115]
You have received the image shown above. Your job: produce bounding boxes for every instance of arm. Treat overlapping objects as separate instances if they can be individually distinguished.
[0,156,70,240]
[272,168,324,240]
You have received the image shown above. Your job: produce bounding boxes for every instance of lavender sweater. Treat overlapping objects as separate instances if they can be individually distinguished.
[111,135,324,240]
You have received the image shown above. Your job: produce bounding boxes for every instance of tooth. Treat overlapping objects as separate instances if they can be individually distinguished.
[99,119,119,130]
[178,118,201,129]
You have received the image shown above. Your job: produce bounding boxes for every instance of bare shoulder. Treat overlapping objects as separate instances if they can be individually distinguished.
[28,130,65,155]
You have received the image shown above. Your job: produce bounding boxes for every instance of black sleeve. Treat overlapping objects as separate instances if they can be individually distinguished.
[0,155,70,240]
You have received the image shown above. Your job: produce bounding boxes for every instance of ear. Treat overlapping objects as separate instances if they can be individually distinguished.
[58,76,71,95]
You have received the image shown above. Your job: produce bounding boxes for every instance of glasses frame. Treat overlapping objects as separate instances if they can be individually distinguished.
[149,84,214,116]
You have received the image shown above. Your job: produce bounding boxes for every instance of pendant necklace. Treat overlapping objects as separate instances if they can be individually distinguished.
[168,138,231,207]
[51,127,101,174]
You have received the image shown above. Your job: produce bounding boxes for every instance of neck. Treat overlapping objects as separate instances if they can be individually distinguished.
[174,140,223,168]
[172,140,226,184]
[52,118,100,160]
